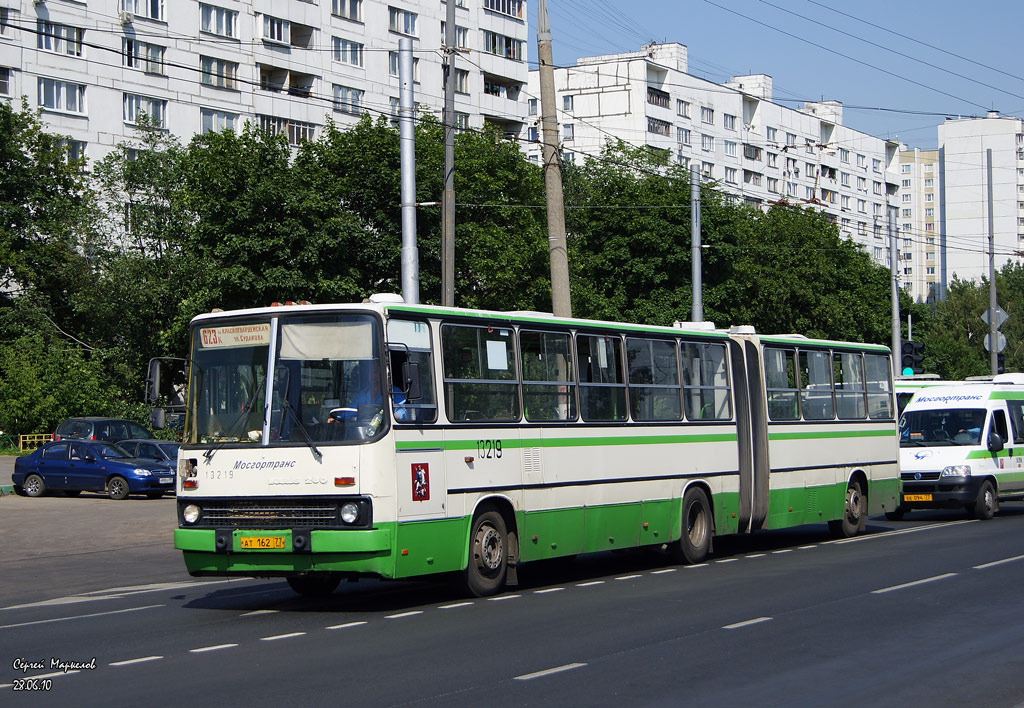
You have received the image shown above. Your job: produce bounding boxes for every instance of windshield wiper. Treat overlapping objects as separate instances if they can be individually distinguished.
[281,399,322,461]
[203,377,265,462]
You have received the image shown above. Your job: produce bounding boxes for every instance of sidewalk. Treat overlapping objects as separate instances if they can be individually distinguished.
[1,455,17,495]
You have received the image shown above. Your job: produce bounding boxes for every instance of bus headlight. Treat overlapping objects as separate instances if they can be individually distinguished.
[183,504,201,524]
[340,502,360,525]
[941,465,971,478]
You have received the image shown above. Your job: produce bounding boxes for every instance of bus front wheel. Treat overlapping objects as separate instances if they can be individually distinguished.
[829,480,866,538]
[464,510,508,597]
[670,487,712,564]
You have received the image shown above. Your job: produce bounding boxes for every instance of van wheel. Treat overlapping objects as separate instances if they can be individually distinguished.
[829,480,866,538]
[464,510,508,597]
[107,476,130,500]
[670,487,712,564]
[968,481,997,520]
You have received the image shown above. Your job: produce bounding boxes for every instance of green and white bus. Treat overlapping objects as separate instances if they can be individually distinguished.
[172,298,900,597]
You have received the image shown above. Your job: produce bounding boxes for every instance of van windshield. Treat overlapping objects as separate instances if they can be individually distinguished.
[899,408,987,446]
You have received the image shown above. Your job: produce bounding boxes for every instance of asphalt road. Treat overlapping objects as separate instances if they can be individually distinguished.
[3,486,1024,707]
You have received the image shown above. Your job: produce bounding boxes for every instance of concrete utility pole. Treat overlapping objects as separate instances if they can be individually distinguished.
[399,38,419,305]
[987,148,998,375]
[536,0,572,318]
[889,207,901,378]
[440,0,456,307]
[690,164,703,322]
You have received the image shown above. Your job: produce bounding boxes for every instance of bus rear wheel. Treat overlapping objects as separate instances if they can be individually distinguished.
[670,487,712,564]
[829,480,866,538]
[287,576,340,597]
[464,510,508,597]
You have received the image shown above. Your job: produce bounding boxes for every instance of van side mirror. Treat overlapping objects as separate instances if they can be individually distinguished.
[402,361,422,401]
[988,432,1005,453]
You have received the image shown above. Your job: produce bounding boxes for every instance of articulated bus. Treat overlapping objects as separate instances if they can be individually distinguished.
[171,298,900,597]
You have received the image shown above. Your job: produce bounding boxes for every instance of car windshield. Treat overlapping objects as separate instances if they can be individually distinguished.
[95,443,130,459]
[900,408,987,446]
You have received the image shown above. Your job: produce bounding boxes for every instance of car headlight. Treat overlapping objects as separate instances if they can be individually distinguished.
[340,502,360,524]
[941,465,972,477]
[134,468,153,476]
[183,504,201,524]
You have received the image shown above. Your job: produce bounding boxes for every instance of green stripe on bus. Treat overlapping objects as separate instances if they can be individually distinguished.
[768,429,896,441]
[396,433,739,451]
[988,392,1024,401]
[966,449,1024,461]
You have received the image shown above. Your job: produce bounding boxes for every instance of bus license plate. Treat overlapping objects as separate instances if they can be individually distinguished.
[240,536,286,550]
[904,494,932,502]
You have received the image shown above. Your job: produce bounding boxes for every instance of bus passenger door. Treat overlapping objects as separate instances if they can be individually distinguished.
[729,338,769,532]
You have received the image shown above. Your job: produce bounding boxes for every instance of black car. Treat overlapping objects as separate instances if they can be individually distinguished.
[54,417,153,443]
[13,440,175,499]
[118,439,180,465]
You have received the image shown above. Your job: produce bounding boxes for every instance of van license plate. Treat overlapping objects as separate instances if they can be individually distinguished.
[904,493,932,502]
[240,536,286,550]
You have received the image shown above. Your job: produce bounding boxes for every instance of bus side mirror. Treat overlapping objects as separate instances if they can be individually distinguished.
[146,359,162,405]
[402,361,422,401]
[988,432,1004,454]
[150,407,166,431]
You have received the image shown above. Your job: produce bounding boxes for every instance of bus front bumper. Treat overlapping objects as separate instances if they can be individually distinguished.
[174,527,395,577]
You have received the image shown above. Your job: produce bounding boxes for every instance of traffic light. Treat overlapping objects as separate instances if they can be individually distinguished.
[901,340,925,376]
[998,353,1006,375]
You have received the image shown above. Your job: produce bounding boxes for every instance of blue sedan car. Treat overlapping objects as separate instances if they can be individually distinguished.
[13,440,176,500]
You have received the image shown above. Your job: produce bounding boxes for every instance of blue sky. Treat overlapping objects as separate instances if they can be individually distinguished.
[526,0,1023,149]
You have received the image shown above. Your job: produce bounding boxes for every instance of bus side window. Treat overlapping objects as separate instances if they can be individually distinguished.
[386,319,438,424]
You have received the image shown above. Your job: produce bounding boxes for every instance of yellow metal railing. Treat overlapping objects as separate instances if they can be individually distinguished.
[19,434,50,451]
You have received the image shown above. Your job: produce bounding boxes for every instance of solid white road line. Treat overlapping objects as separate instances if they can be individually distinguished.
[723,617,773,630]
[974,554,1024,570]
[189,644,238,653]
[0,604,164,630]
[514,663,587,681]
[110,656,163,666]
[872,573,958,594]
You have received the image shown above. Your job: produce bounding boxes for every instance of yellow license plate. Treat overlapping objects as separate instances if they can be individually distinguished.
[904,494,933,502]
[240,536,286,550]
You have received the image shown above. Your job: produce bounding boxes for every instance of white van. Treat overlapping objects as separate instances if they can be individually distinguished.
[896,374,1024,519]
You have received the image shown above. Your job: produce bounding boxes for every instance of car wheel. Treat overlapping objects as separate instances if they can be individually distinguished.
[107,476,130,500]
[23,474,46,498]
[145,491,164,500]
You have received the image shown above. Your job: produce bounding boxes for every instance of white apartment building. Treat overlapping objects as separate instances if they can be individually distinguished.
[524,43,900,264]
[897,148,941,303]
[937,113,1024,291]
[0,0,529,162]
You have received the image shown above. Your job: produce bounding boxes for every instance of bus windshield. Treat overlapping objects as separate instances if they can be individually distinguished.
[899,408,987,447]
[185,313,386,446]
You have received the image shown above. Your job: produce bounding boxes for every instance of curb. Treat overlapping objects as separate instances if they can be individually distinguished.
[0,484,16,496]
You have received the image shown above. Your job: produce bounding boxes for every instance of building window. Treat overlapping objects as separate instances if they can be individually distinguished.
[902,208,911,217]
[701,134,714,152]
[388,51,420,80]
[925,222,935,232]
[805,186,815,200]
[873,181,882,195]
[38,78,85,114]
[925,193,933,202]
[123,0,164,21]
[742,144,761,161]
[925,208,934,217]
[528,98,537,116]
[805,162,816,177]
[333,84,363,115]
[0,67,10,96]
[455,112,469,132]
[872,158,881,172]
[332,0,362,21]
[123,93,166,127]
[840,172,849,187]
[701,162,713,178]
[767,177,779,193]
[724,140,737,157]
[647,117,670,136]
[200,4,237,38]
[725,167,737,184]
[454,68,469,94]
[37,21,83,56]
[901,179,910,188]
[744,170,762,187]
[901,163,910,173]
[483,0,523,18]
[527,126,537,142]
[388,7,418,36]
[677,151,689,168]
[676,99,690,118]
[200,56,238,89]
[647,86,669,109]
[765,126,776,143]
[262,15,290,44]
[700,106,714,124]
[858,199,866,213]
[334,37,364,66]
[841,195,850,210]
[259,115,316,146]
[563,95,573,112]
[563,124,574,141]
[858,176,867,191]
[856,154,866,168]
[122,39,165,74]
[786,132,797,146]
[767,152,777,168]
[58,139,86,162]
[924,178,934,187]
[0,7,11,38]
[482,30,523,60]
[440,22,469,49]
[858,222,866,236]
[200,107,237,133]
[676,127,690,145]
